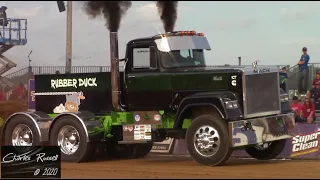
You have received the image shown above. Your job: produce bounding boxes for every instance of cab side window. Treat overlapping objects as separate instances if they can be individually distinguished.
[132,46,157,70]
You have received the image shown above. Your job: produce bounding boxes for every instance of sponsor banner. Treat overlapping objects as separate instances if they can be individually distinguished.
[167,123,320,159]
[28,79,35,111]
[151,138,175,153]
[288,123,320,159]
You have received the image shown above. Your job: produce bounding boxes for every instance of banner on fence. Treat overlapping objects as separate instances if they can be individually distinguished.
[289,123,320,158]
[157,123,320,160]
[28,79,35,111]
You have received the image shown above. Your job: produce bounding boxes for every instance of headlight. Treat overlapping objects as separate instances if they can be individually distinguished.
[280,94,289,102]
[225,100,238,109]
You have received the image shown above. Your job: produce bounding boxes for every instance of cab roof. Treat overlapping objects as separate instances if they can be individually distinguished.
[127,31,205,45]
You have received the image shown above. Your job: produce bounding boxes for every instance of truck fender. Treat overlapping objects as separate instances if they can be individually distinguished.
[2,111,48,142]
[30,111,51,119]
[174,94,227,129]
[49,111,101,143]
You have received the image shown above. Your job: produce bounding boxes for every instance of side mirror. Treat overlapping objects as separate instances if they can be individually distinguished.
[149,46,157,68]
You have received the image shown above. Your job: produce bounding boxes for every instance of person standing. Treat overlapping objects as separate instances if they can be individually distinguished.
[279,67,288,92]
[297,47,310,94]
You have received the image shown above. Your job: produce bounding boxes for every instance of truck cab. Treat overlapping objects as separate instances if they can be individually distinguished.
[122,31,289,122]
[122,31,211,111]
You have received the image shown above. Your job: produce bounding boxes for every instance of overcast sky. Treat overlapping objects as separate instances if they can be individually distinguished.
[2,1,320,74]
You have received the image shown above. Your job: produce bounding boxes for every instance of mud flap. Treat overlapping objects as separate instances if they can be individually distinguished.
[229,113,295,147]
[151,138,176,154]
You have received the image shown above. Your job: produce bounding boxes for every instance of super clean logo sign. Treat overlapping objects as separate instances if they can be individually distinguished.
[290,131,320,157]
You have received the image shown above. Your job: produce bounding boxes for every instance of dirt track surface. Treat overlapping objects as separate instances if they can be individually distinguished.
[62,155,320,178]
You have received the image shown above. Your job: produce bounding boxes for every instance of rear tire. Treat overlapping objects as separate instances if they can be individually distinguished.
[4,115,40,146]
[245,139,286,160]
[49,116,94,162]
[186,114,232,166]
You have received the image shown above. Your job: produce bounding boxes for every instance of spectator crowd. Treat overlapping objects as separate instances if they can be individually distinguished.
[287,47,319,124]
[291,95,316,124]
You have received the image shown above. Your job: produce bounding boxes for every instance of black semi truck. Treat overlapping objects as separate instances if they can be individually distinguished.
[2,31,295,166]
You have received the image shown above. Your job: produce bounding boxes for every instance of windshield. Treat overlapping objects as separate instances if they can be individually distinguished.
[160,49,206,68]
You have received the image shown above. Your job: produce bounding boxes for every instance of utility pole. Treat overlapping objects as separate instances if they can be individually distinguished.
[65,1,72,74]
[28,50,32,74]
[28,50,32,67]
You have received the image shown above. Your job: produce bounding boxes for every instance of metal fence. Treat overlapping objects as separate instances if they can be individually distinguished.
[4,64,289,80]
[286,63,320,91]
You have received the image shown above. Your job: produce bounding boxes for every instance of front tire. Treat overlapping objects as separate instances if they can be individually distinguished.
[245,139,286,160]
[186,114,232,166]
[49,116,94,162]
[4,115,40,146]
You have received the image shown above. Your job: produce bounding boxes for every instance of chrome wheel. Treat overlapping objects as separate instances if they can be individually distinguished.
[254,142,272,150]
[194,125,220,157]
[11,124,33,146]
[57,125,80,155]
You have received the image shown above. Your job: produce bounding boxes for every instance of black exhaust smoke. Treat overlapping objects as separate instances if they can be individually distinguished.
[156,1,178,32]
[84,1,132,31]
[83,1,131,111]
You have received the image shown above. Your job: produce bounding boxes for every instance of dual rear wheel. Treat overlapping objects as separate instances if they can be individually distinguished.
[49,116,94,162]
[4,115,40,147]
[49,116,153,162]
[3,115,153,162]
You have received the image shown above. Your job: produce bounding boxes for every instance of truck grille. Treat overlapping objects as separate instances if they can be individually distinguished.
[244,72,280,117]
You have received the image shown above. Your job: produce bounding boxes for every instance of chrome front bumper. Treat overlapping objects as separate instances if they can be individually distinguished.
[229,113,295,147]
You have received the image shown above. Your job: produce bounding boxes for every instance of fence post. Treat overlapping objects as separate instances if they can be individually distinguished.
[28,66,33,79]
